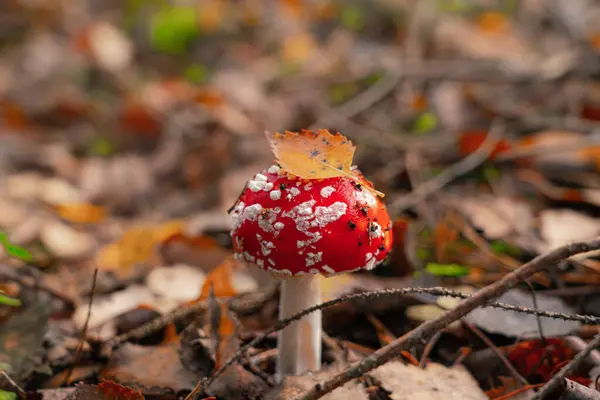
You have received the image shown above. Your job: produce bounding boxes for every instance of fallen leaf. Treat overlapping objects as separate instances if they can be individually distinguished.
[539,209,600,253]
[269,129,356,180]
[476,11,509,34]
[508,338,591,385]
[97,380,145,399]
[466,289,580,339]
[55,203,106,224]
[146,264,206,304]
[101,343,198,393]
[458,130,512,159]
[72,284,156,330]
[199,258,238,300]
[371,361,487,399]
[40,221,96,259]
[281,33,317,64]
[425,262,470,277]
[96,221,184,278]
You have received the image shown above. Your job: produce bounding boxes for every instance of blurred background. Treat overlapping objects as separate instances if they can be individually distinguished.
[4,0,600,396]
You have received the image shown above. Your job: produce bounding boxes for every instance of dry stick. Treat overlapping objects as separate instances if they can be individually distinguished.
[62,268,98,386]
[560,379,600,400]
[418,331,442,368]
[463,320,529,387]
[196,285,600,396]
[390,119,503,215]
[0,370,25,397]
[494,384,546,400]
[532,333,600,399]
[297,238,600,400]
[108,299,207,348]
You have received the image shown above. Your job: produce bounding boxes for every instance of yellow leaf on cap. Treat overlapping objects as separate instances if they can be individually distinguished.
[269,129,355,178]
[268,129,384,197]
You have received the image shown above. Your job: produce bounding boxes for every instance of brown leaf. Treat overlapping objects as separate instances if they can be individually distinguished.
[100,343,198,393]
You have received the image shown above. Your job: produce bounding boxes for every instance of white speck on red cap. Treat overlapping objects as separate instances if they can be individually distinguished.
[270,189,282,200]
[320,186,335,198]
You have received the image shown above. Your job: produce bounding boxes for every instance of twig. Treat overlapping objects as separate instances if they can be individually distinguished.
[62,268,97,386]
[297,238,600,400]
[463,320,529,387]
[311,72,401,129]
[0,370,25,397]
[560,379,600,400]
[418,331,442,368]
[107,299,207,349]
[196,284,600,395]
[494,383,545,400]
[533,333,600,399]
[390,119,504,215]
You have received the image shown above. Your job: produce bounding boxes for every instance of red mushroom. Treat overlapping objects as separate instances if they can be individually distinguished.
[231,163,393,379]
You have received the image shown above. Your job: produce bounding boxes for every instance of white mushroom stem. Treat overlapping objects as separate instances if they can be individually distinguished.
[277,274,322,380]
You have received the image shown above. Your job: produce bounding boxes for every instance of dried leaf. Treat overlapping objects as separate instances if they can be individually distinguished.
[97,380,144,400]
[269,129,355,179]
[199,258,238,300]
[55,203,106,224]
[476,11,509,34]
[268,129,384,197]
[281,33,317,64]
[96,221,184,277]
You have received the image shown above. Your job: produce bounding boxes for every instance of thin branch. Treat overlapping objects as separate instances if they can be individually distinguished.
[390,119,504,215]
[62,268,97,386]
[197,284,600,394]
[297,238,600,400]
[0,369,25,397]
[533,333,600,399]
[463,320,529,387]
[107,299,207,349]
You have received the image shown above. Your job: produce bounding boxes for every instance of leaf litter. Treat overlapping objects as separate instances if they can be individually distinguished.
[4,1,600,400]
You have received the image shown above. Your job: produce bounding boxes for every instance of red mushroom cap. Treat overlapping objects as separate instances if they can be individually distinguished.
[230,165,393,276]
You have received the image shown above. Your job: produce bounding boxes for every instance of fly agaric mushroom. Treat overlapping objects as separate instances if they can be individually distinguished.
[230,149,393,379]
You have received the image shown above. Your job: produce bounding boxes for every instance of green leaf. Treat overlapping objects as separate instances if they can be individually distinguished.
[0,232,33,262]
[363,72,383,86]
[490,240,521,256]
[416,248,431,261]
[185,64,210,84]
[89,136,117,157]
[149,6,199,54]
[482,166,501,181]
[4,243,33,262]
[425,262,470,277]
[0,390,17,400]
[329,83,358,105]
[412,112,438,135]
[341,5,364,31]
[0,293,21,307]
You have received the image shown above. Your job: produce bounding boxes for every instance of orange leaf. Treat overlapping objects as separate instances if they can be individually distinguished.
[96,221,184,277]
[477,11,509,34]
[281,33,317,64]
[458,130,512,159]
[120,100,162,138]
[55,203,106,224]
[410,93,427,112]
[98,380,144,399]
[269,129,384,197]
[199,258,238,300]
[0,100,30,131]
[269,129,356,179]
